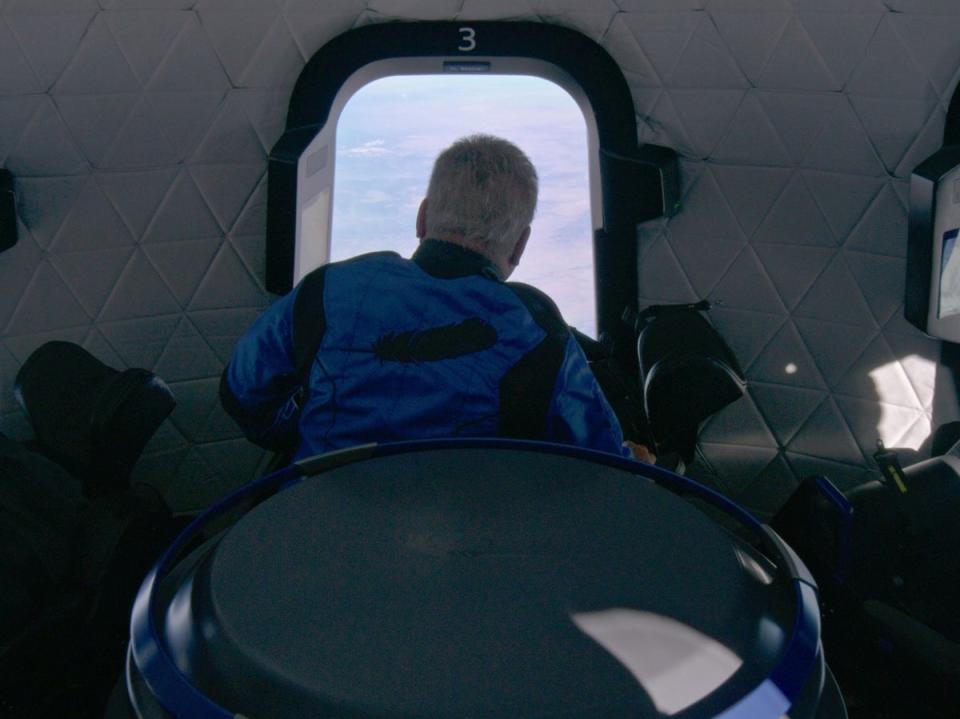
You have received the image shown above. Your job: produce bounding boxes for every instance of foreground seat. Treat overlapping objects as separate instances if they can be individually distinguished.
[125,439,844,719]
[773,443,960,717]
[0,342,176,717]
[634,302,746,466]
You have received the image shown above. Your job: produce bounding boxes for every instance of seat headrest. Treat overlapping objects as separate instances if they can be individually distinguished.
[635,304,746,459]
[14,342,175,496]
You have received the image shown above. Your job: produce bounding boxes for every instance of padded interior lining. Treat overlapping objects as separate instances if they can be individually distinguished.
[0,0,956,513]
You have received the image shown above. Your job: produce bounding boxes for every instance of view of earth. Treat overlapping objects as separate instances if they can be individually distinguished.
[331,74,597,335]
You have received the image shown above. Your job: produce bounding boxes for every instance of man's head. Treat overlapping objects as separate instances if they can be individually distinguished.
[417,134,538,279]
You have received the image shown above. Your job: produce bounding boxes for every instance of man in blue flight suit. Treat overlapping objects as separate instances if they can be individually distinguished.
[221,134,652,463]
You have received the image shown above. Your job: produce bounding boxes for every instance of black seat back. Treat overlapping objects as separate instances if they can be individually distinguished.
[14,341,175,496]
[772,451,960,715]
[0,435,174,718]
[2,342,177,716]
[634,303,746,461]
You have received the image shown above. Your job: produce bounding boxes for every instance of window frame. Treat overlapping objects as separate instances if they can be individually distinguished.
[267,21,677,370]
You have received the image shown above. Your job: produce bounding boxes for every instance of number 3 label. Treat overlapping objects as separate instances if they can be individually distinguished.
[458,27,476,52]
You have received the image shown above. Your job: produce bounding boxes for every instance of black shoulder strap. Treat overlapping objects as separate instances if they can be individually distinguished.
[505,282,568,336]
[292,265,329,385]
[291,251,399,384]
[498,283,569,439]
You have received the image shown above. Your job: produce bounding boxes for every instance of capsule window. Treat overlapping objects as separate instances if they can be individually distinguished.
[327,74,597,336]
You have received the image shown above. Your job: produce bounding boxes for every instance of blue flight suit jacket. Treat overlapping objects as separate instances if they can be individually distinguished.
[221,240,627,460]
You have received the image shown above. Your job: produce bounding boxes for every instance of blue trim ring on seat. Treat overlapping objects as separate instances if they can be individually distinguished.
[129,438,821,719]
[130,462,305,719]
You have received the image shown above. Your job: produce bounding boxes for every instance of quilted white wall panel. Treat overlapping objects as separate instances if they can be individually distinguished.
[0,0,957,514]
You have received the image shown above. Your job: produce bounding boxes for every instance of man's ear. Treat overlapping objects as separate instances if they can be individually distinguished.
[416,199,427,239]
[508,226,531,268]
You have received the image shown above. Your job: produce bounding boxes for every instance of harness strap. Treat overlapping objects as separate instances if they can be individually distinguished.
[291,252,399,386]
[499,283,568,440]
[291,266,328,387]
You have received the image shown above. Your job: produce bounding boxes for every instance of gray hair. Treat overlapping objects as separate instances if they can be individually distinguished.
[425,135,538,252]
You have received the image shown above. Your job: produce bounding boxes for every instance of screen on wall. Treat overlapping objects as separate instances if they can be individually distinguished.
[939,228,960,319]
[906,146,960,342]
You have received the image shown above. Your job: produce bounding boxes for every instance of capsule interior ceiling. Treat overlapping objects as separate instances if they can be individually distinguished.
[1,0,957,515]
